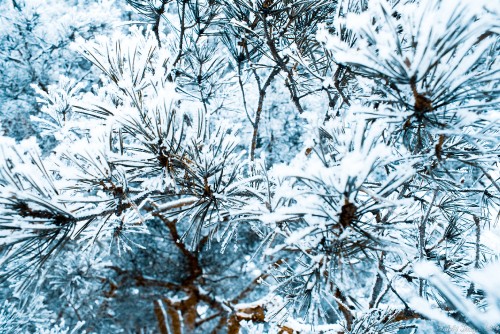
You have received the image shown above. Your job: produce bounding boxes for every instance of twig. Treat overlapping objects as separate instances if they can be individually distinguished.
[153,299,170,334]
[419,189,438,296]
[369,251,385,308]
[237,60,253,126]
[172,0,187,69]
[261,12,305,114]
[152,0,168,47]
[250,66,280,161]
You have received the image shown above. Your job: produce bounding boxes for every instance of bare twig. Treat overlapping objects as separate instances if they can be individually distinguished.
[153,0,168,47]
[250,66,280,161]
[419,189,438,296]
[261,12,305,114]
[172,0,187,69]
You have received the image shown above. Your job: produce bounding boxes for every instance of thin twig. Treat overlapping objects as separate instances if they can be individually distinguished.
[250,66,280,161]
[172,0,187,69]
[261,12,305,114]
[153,0,168,47]
[419,189,438,296]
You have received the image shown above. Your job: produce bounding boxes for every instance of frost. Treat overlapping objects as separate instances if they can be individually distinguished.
[0,0,498,332]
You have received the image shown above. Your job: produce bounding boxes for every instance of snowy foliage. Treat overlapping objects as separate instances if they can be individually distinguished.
[0,0,499,333]
[0,0,127,141]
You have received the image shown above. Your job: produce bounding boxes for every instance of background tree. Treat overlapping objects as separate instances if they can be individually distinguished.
[0,0,128,143]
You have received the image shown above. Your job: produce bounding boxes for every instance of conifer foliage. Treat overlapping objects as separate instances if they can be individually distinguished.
[0,0,499,333]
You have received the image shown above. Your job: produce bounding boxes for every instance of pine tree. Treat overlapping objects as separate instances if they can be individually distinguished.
[0,0,498,333]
